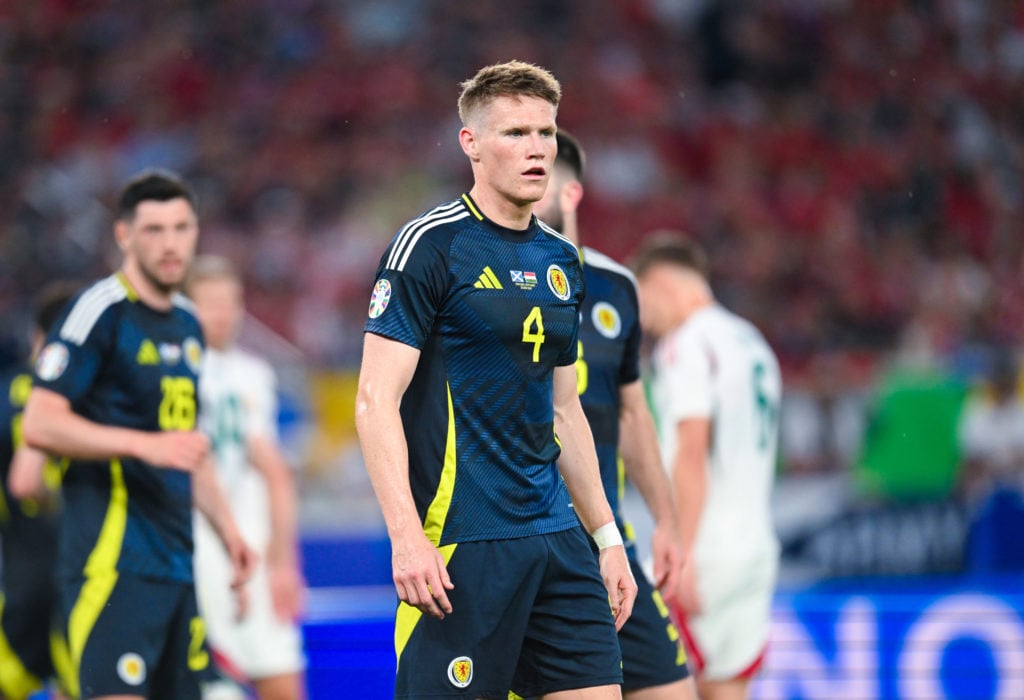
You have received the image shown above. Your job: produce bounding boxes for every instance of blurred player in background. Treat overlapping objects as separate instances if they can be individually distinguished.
[356,60,636,698]
[22,170,254,700]
[632,234,782,700]
[1,282,77,700]
[533,131,698,700]
[185,255,306,700]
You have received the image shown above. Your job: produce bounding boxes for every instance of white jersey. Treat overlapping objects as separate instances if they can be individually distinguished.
[194,346,305,679]
[650,305,781,564]
[199,346,279,497]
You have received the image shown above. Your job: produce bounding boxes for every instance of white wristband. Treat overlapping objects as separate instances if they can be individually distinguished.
[590,522,623,550]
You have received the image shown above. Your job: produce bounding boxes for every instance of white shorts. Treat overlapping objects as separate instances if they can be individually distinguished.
[672,549,778,681]
[194,472,305,680]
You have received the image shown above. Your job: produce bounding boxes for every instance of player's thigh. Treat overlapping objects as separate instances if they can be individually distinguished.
[231,560,305,680]
[626,677,699,700]
[679,553,776,680]
[617,558,690,693]
[395,536,549,699]
[149,581,209,700]
[2,538,60,681]
[61,574,184,699]
[512,527,622,698]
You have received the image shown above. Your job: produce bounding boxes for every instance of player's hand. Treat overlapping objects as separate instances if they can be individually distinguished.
[7,446,49,500]
[599,544,637,631]
[136,431,209,471]
[674,560,701,615]
[225,531,258,592]
[650,520,685,603]
[234,582,250,622]
[268,558,307,623]
[391,530,454,620]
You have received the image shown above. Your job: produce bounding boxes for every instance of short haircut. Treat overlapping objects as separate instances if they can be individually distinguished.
[630,231,709,280]
[116,169,197,221]
[457,60,561,126]
[555,129,585,180]
[33,280,80,333]
[184,254,241,295]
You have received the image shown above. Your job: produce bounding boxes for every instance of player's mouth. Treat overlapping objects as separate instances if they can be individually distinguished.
[522,166,546,180]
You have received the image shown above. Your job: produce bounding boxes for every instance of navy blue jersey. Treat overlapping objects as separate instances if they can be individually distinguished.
[32,273,204,583]
[364,194,584,545]
[576,246,642,542]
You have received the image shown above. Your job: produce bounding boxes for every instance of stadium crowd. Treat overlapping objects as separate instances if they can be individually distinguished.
[2,0,1024,481]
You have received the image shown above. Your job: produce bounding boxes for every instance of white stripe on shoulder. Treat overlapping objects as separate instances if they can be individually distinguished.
[583,246,638,287]
[386,200,464,270]
[393,210,469,272]
[536,220,579,252]
[59,276,126,345]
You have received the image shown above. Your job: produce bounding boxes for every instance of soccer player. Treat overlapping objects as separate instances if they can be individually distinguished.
[185,255,306,700]
[1,282,77,700]
[355,60,637,699]
[632,234,782,700]
[21,170,255,700]
[533,131,698,700]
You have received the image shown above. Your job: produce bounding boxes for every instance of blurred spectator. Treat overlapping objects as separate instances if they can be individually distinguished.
[2,0,1024,480]
[959,350,1024,498]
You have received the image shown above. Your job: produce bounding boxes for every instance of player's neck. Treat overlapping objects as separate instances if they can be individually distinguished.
[679,295,713,325]
[561,213,580,246]
[468,185,533,230]
[119,263,175,311]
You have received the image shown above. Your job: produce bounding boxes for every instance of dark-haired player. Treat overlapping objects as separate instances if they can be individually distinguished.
[1,281,77,700]
[534,131,698,700]
[355,61,636,699]
[22,170,255,700]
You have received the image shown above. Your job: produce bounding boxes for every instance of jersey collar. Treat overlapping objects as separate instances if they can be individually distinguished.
[115,271,140,302]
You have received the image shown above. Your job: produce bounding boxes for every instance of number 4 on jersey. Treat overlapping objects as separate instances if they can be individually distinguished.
[522,306,545,362]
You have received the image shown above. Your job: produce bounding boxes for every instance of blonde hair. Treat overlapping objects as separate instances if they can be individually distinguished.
[457,60,561,126]
[184,254,241,294]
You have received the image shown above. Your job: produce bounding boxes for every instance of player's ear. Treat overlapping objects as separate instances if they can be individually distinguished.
[561,180,584,212]
[113,220,131,252]
[459,126,480,162]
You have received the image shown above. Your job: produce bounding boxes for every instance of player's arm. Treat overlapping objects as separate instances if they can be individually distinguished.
[672,416,710,614]
[193,455,257,593]
[22,387,208,471]
[553,364,637,630]
[618,379,684,596]
[355,332,454,620]
[7,444,49,500]
[248,434,305,621]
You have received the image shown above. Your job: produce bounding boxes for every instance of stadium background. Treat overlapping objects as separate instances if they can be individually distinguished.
[2,1,1023,697]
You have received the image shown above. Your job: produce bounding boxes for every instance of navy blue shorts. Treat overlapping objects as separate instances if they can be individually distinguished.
[60,573,209,700]
[395,526,622,698]
[619,555,691,691]
[0,509,62,697]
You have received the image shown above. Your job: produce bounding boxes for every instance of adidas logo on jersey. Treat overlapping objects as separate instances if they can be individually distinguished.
[473,266,503,289]
[136,339,160,365]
